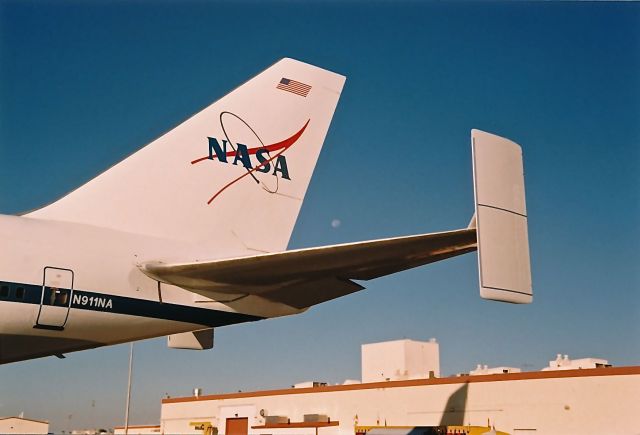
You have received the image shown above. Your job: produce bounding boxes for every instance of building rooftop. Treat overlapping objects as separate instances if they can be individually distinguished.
[162,365,640,404]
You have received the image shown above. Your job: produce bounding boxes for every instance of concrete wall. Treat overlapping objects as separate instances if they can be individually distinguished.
[161,368,640,435]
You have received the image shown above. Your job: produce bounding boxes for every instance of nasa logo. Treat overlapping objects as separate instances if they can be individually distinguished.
[191,112,310,204]
[206,136,291,180]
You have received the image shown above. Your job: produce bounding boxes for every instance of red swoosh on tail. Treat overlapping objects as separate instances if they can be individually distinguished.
[191,120,310,204]
[191,120,309,164]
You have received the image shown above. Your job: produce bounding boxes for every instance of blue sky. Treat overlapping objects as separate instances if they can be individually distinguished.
[1,1,639,432]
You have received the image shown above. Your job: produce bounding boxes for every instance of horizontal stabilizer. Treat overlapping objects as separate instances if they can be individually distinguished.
[141,229,477,311]
[472,129,532,303]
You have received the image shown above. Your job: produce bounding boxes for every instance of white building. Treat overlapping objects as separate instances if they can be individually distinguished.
[361,338,440,382]
[159,340,640,435]
[541,354,611,371]
[469,364,521,376]
[161,367,640,435]
[0,416,49,434]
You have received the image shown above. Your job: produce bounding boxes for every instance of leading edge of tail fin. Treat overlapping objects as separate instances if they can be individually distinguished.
[472,129,532,304]
[27,58,346,254]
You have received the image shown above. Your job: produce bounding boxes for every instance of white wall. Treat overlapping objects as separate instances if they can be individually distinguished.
[114,425,161,434]
[0,417,49,435]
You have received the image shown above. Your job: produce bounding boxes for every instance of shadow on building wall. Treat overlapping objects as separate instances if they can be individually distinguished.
[438,382,469,426]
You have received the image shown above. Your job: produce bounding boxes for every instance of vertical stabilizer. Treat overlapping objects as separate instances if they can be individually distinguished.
[27,59,345,256]
[472,129,532,303]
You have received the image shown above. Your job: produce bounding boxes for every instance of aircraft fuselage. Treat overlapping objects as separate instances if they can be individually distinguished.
[0,214,260,364]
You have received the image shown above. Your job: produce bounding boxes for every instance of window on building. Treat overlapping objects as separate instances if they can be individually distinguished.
[0,284,8,298]
[15,286,25,299]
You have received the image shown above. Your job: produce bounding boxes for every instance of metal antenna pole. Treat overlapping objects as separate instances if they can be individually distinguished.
[124,342,134,435]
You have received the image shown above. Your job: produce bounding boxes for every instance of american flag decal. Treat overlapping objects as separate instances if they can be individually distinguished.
[277,78,312,97]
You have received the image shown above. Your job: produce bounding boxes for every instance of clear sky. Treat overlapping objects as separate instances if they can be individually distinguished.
[0,1,638,432]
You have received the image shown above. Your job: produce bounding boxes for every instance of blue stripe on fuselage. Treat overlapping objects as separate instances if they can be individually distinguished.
[0,280,262,327]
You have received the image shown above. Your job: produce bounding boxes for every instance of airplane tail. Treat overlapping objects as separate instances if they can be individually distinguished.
[141,129,533,320]
[26,58,346,254]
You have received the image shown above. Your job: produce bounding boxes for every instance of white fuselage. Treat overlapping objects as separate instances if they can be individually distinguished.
[0,214,261,364]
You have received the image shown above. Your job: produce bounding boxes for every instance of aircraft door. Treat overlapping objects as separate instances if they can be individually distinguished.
[35,267,74,330]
